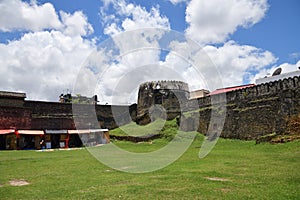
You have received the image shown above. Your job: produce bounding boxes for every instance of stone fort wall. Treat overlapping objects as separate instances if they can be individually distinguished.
[181,76,300,139]
[137,80,190,124]
[1,76,300,140]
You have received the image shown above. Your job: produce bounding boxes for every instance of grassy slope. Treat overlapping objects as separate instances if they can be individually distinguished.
[0,121,299,199]
[109,119,174,137]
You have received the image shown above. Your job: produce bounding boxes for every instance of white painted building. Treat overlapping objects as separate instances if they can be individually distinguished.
[256,70,300,85]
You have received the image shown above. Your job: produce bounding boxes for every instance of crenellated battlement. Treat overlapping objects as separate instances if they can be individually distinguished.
[136,80,190,124]
[226,75,300,101]
[139,80,189,91]
[187,75,300,109]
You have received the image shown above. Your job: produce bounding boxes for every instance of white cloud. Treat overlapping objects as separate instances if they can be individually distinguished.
[168,0,188,5]
[103,22,122,36]
[0,0,62,32]
[101,0,170,35]
[0,0,171,103]
[202,41,276,88]
[0,0,93,37]
[60,11,94,37]
[92,1,172,103]
[0,30,95,101]
[83,38,164,104]
[159,40,277,92]
[185,0,268,44]
[97,0,276,102]
[0,1,96,101]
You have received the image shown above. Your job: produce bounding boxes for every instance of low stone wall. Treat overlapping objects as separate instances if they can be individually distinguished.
[110,133,161,143]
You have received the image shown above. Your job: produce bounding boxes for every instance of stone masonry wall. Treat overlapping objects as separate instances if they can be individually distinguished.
[137,80,189,125]
[1,76,300,140]
[181,76,300,140]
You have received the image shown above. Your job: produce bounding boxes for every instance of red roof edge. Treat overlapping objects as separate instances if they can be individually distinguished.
[209,84,255,96]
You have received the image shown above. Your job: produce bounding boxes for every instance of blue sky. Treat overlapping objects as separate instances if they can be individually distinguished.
[0,0,299,103]
[21,0,300,64]
[231,0,300,64]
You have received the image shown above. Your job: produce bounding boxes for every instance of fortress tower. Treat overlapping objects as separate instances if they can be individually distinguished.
[136,80,190,125]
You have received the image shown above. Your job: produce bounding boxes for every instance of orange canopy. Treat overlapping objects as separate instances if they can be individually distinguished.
[0,129,15,135]
[68,130,91,134]
[17,130,44,135]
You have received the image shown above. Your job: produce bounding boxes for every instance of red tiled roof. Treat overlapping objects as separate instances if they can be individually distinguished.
[209,84,255,96]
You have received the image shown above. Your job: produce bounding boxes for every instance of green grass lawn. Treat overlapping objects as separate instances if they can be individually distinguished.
[0,118,299,200]
[0,136,299,199]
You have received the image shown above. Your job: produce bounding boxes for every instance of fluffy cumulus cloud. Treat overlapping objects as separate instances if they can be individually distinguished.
[203,41,277,88]
[156,0,276,91]
[0,0,172,103]
[0,30,94,101]
[185,0,268,44]
[89,0,173,103]
[60,11,94,37]
[158,40,277,91]
[0,0,62,32]
[101,0,170,35]
[0,0,95,101]
[95,0,278,102]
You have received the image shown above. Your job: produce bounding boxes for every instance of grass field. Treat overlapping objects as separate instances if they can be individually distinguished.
[0,123,299,199]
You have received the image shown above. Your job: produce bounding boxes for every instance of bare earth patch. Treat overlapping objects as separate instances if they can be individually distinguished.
[9,179,30,186]
[205,177,230,182]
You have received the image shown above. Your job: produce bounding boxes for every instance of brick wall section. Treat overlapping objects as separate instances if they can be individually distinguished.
[24,101,75,129]
[0,100,136,130]
[0,106,31,129]
[0,92,30,129]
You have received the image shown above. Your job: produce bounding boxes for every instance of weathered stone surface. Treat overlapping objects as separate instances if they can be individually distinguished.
[136,81,189,125]
[1,76,300,141]
[180,75,300,140]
